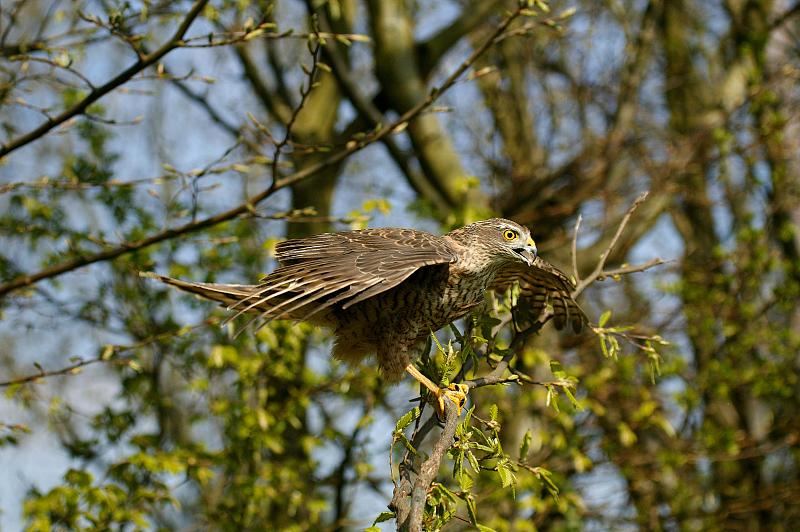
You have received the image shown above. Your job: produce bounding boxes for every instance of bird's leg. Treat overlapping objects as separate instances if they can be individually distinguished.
[405,363,469,417]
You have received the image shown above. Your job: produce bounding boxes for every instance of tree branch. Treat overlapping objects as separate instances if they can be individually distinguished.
[416,0,506,79]
[405,400,459,532]
[311,5,453,212]
[234,42,293,124]
[0,319,216,388]
[0,0,210,159]
[574,191,652,297]
[168,77,240,137]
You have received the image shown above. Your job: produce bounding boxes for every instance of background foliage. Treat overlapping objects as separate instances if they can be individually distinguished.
[2,0,799,530]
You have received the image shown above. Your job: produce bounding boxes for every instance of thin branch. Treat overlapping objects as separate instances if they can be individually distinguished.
[265,39,296,116]
[0,155,258,194]
[574,191,650,297]
[166,71,241,138]
[270,29,322,183]
[0,319,217,388]
[7,54,96,89]
[311,4,453,212]
[0,0,210,159]
[415,0,506,79]
[595,257,669,281]
[770,3,800,30]
[571,213,582,282]
[234,43,293,124]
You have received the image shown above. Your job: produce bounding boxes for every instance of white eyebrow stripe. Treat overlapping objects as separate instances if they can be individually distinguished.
[500,224,525,236]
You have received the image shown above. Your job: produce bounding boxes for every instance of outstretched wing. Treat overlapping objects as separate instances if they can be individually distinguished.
[492,256,587,332]
[226,228,457,325]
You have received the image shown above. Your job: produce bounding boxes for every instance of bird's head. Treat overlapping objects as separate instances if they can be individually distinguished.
[449,218,538,267]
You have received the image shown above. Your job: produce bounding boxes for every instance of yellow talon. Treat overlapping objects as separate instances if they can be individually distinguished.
[436,383,469,416]
[404,364,469,418]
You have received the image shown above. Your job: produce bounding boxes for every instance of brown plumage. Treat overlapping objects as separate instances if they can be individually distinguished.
[144,218,586,382]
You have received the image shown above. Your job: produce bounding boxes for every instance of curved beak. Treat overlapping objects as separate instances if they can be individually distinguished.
[516,236,538,266]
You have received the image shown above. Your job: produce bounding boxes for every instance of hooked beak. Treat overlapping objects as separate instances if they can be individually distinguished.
[515,236,538,266]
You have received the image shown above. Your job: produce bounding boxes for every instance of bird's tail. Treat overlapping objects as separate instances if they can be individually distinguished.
[139,272,259,310]
[139,272,335,331]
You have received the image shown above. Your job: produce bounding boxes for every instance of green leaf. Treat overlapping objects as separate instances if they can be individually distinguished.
[549,360,566,378]
[430,331,446,354]
[519,429,532,460]
[464,493,478,525]
[496,460,515,489]
[472,443,494,453]
[563,386,581,410]
[598,309,612,327]
[394,433,417,454]
[435,483,459,503]
[466,451,480,473]
[65,468,92,487]
[535,467,560,500]
[618,422,637,447]
[600,335,610,358]
[477,525,499,532]
[371,511,395,525]
[456,467,474,491]
[449,322,464,341]
[394,407,420,433]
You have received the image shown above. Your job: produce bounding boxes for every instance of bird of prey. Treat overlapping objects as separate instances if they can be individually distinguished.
[143,218,586,413]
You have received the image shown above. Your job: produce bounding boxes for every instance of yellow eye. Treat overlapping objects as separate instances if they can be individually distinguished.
[502,229,518,241]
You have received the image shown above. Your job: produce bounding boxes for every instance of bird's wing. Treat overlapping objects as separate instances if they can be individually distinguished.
[491,256,587,332]
[227,228,457,324]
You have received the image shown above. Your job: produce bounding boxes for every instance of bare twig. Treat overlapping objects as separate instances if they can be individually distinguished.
[595,257,668,281]
[571,214,582,282]
[7,54,96,89]
[186,30,370,47]
[169,77,240,137]
[574,191,651,297]
[770,3,800,30]
[0,155,260,194]
[0,0,210,159]
[270,28,322,183]
[0,319,217,388]
[311,4,453,212]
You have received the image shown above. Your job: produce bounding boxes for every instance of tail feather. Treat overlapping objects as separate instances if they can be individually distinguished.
[139,272,258,310]
[139,272,334,327]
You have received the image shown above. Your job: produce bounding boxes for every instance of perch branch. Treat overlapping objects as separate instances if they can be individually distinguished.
[404,400,460,531]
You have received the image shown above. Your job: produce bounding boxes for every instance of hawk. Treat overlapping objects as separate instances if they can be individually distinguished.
[144,219,586,413]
